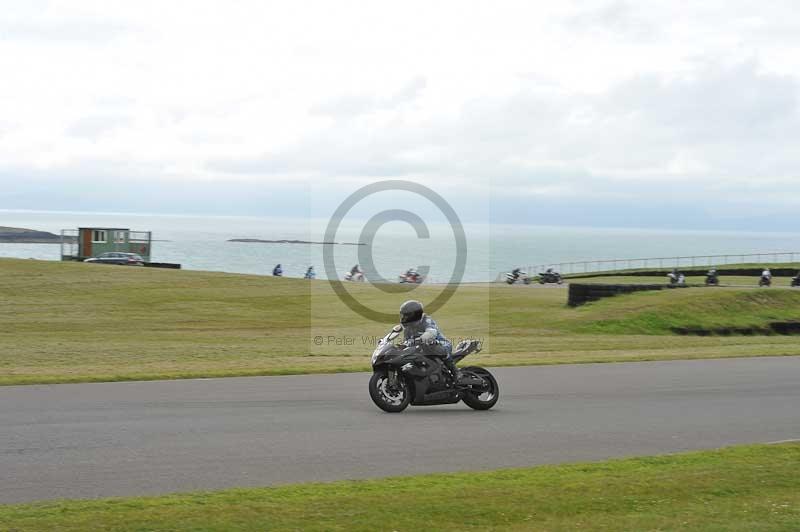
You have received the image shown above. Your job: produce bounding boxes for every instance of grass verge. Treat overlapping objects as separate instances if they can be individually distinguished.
[3,258,800,385]
[1,443,798,531]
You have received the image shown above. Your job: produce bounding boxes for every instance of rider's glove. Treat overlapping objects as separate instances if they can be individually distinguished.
[420,330,437,344]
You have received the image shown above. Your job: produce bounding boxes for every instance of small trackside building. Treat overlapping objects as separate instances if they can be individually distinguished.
[61,227,152,262]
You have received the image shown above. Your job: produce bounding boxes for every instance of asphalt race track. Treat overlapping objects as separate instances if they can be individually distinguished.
[2,356,799,504]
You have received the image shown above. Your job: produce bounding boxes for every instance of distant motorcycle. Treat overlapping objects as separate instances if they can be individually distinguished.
[705,272,719,286]
[344,271,365,282]
[537,271,563,285]
[667,273,686,286]
[792,275,800,287]
[398,271,423,284]
[368,325,498,413]
[759,275,772,287]
[505,271,531,285]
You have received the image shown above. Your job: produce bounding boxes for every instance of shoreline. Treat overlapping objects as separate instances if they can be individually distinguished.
[0,226,64,244]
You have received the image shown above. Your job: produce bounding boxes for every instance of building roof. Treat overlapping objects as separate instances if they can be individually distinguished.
[78,227,131,231]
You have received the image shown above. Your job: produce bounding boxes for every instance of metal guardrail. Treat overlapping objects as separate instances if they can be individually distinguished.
[502,251,800,280]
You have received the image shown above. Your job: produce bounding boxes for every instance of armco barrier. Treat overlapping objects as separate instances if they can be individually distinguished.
[567,267,799,279]
[568,283,668,307]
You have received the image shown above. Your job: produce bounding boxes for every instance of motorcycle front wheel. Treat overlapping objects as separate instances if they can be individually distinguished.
[369,370,411,413]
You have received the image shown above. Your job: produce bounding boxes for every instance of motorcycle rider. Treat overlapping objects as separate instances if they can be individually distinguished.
[761,268,772,284]
[273,264,283,277]
[667,268,679,285]
[304,266,315,279]
[399,300,458,381]
[350,264,362,278]
[543,267,561,283]
[511,267,522,280]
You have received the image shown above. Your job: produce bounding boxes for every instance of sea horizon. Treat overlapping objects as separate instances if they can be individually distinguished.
[3,209,800,281]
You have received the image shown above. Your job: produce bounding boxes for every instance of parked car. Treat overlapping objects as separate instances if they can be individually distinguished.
[84,252,145,266]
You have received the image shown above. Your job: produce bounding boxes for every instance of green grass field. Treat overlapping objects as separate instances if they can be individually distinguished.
[2,258,800,385]
[1,442,797,531]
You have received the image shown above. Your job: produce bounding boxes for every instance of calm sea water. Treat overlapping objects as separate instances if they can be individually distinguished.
[3,209,800,282]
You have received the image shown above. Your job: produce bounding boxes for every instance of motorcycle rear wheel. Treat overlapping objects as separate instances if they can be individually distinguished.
[369,370,411,413]
[460,367,499,411]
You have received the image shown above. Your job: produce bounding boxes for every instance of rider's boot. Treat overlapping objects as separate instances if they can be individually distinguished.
[444,357,460,383]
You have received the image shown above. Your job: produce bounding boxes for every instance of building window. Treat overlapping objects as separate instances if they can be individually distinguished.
[114,231,126,243]
[129,231,150,243]
[92,230,107,243]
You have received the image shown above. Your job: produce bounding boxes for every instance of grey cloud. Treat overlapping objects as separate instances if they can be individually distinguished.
[66,114,133,139]
[387,76,427,106]
[0,2,144,45]
[585,60,800,179]
[310,76,427,118]
[0,19,135,44]
[563,0,800,49]
[562,1,657,40]
[206,59,800,213]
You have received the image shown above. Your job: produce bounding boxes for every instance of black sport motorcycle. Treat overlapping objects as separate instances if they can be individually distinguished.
[537,271,563,284]
[759,275,772,287]
[368,326,499,413]
[705,273,719,286]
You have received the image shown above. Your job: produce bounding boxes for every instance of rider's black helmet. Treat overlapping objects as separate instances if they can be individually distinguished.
[400,300,424,325]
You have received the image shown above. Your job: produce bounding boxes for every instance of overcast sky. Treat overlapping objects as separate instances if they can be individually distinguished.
[2,0,800,228]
